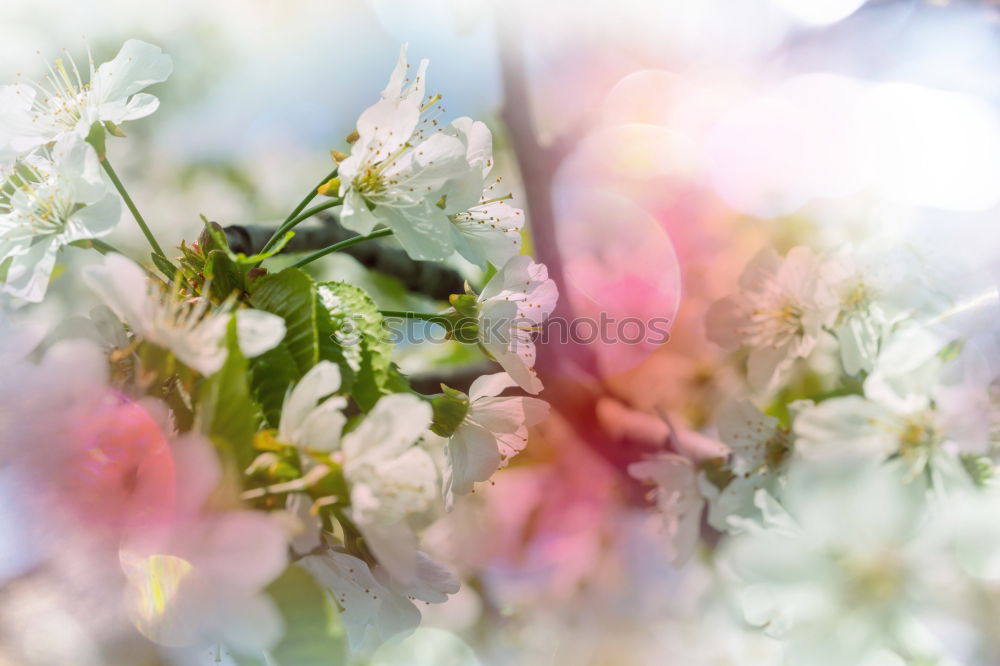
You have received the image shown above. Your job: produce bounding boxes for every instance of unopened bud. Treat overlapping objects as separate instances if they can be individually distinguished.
[448,293,479,318]
[317,177,341,197]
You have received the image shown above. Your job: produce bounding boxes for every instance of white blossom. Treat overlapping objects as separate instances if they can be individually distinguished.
[626,413,728,566]
[475,255,558,394]
[629,454,705,566]
[444,372,549,502]
[449,199,524,269]
[0,40,171,155]
[340,392,442,589]
[722,459,954,666]
[82,253,286,376]
[701,400,794,533]
[793,328,988,485]
[0,136,119,301]
[298,549,458,653]
[338,46,500,262]
[706,246,839,392]
[277,360,346,451]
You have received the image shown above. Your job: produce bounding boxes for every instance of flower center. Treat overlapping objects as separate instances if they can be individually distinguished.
[897,412,941,465]
[26,57,92,131]
[763,428,792,470]
[744,301,804,347]
[840,549,906,605]
[1,167,75,239]
[841,281,875,315]
[355,165,386,198]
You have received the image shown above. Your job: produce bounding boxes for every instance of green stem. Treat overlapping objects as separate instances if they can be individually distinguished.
[378,309,452,326]
[290,228,393,268]
[274,198,342,238]
[261,166,339,254]
[100,158,167,260]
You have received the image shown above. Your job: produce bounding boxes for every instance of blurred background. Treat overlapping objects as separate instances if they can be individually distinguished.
[2,1,1000,664]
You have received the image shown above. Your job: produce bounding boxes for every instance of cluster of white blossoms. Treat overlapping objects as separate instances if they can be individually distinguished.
[0,40,172,302]
[633,242,1000,664]
[0,41,557,662]
[335,46,525,266]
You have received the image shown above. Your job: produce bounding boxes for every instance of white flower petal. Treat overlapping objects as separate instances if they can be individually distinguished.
[793,395,901,461]
[468,372,518,401]
[279,361,343,442]
[1,240,58,302]
[235,309,286,358]
[296,399,347,452]
[92,40,172,106]
[342,393,431,462]
[446,423,502,496]
[81,253,152,334]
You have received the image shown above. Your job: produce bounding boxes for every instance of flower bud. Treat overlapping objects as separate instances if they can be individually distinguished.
[317,177,341,197]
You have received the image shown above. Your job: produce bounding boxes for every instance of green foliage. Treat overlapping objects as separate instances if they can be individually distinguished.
[318,281,393,411]
[961,454,994,487]
[248,343,298,429]
[196,317,259,471]
[149,251,177,281]
[250,267,354,392]
[236,566,348,666]
[204,249,243,301]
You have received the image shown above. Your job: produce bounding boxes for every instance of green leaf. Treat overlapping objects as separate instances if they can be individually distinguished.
[204,249,244,301]
[961,453,994,487]
[150,252,177,282]
[196,317,259,470]
[249,342,298,428]
[384,362,412,394]
[249,268,354,391]
[238,231,295,265]
[235,565,347,666]
[317,281,393,411]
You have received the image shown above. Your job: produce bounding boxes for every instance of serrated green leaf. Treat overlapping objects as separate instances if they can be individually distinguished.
[249,268,354,391]
[249,342,298,428]
[317,281,393,411]
[235,565,347,666]
[196,317,259,470]
[384,362,412,394]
